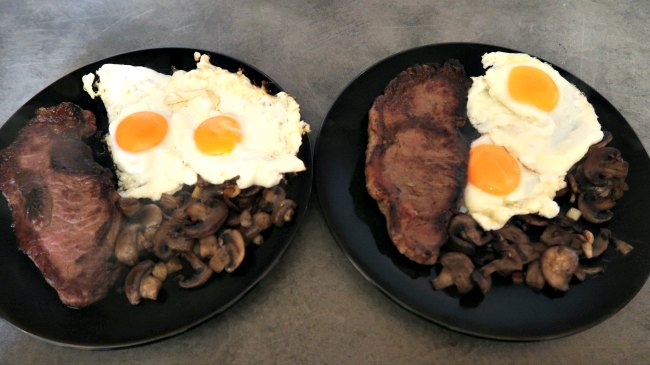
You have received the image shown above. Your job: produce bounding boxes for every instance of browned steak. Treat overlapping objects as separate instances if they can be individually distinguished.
[0,102,122,308]
[365,63,471,265]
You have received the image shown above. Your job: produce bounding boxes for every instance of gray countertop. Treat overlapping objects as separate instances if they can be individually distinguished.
[1,1,649,364]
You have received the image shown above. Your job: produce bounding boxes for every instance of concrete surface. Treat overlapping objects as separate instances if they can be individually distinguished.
[1,0,649,364]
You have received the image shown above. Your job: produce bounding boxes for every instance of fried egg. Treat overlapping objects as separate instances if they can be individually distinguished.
[464,52,603,229]
[83,54,308,199]
[165,53,309,189]
[464,136,562,230]
[467,52,603,176]
[82,64,197,200]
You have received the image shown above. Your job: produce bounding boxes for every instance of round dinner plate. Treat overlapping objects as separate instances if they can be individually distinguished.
[315,42,650,340]
[0,48,312,349]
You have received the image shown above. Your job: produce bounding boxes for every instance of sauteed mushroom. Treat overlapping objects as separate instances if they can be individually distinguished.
[222,229,246,273]
[115,224,143,266]
[590,228,611,258]
[447,214,491,254]
[241,211,273,243]
[431,252,475,294]
[578,192,615,224]
[152,210,184,261]
[541,246,579,291]
[114,204,164,265]
[117,179,297,304]
[118,197,141,217]
[259,186,286,212]
[125,260,155,305]
[582,147,628,186]
[481,240,523,276]
[178,252,213,288]
[525,260,545,290]
[272,199,297,227]
[184,200,229,238]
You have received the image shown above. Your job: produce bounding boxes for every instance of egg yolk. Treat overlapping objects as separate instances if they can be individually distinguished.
[468,144,521,196]
[115,111,168,153]
[194,115,243,156]
[508,65,559,112]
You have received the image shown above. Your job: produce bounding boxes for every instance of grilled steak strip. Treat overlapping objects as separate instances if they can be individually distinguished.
[366,63,470,265]
[0,102,122,308]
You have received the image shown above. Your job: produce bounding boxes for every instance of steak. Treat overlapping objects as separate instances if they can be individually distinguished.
[365,63,471,265]
[0,102,122,308]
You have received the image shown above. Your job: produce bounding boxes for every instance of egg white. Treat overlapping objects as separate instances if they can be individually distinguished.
[166,53,309,189]
[83,64,196,200]
[463,136,563,230]
[467,52,603,176]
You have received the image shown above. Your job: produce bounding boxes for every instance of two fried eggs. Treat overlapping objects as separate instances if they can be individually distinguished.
[464,52,603,230]
[83,53,309,200]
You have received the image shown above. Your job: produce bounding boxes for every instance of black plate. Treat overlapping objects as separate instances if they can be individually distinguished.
[315,42,650,340]
[0,48,312,348]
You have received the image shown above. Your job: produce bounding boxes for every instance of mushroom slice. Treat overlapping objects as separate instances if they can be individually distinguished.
[591,228,611,258]
[525,260,545,290]
[140,275,163,301]
[471,269,492,294]
[497,224,530,245]
[178,252,213,288]
[259,186,286,213]
[159,193,182,213]
[582,147,628,186]
[152,262,168,281]
[125,260,155,305]
[431,252,475,294]
[119,197,142,217]
[115,224,142,266]
[221,229,246,273]
[240,211,273,243]
[574,265,604,281]
[511,271,524,285]
[209,246,230,273]
[540,224,575,246]
[184,200,229,238]
[578,191,615,224]
[166,236,195,252]
[199,235,219,258]
[165,257,183,273]
[136,204,163,239]
[152,210,184,261]
[481,240,523,276]
[271,199,297,227]
[541,246,579,291]
[513,240,543,265]
[252,235,264,246]
[231,185,262,210]
[517,214,550,227]
[613,238,634,255]
[447,214,491,254]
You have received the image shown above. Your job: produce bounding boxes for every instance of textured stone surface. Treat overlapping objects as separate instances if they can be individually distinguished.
[1,1,649,364]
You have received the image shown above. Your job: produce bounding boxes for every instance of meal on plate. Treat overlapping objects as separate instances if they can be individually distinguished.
[0,53,309,308]
[366,51,633,296]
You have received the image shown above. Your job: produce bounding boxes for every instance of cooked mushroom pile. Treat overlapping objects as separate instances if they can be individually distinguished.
[433,132,634,296]
[115,177,297,305]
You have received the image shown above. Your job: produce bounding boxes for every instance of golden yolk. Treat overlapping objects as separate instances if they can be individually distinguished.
[194,115,243,156]
[468,144,521,196]
[115,111,168,153]
[508,65,559,112]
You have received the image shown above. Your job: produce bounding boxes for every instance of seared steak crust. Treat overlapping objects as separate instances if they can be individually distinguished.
[366,63,470,265]
[0,102,122,308]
